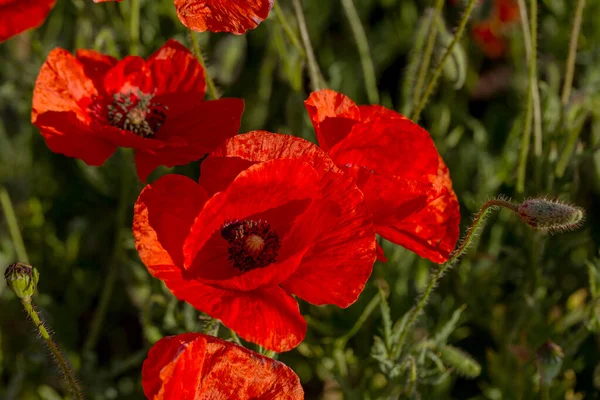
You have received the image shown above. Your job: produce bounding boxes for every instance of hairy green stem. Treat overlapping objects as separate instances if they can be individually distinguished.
[22,299,83,399]
[189,31,219,100]
[561,0,586,106]
[273,2,306,58]
[412,0,445,110]
[129,0,140,55]
[0,187,29,264]
[412,0,476,122]
[83,150,131,353]
[394,199,519,357]
[291,0,324,91]
[341,0,379,104]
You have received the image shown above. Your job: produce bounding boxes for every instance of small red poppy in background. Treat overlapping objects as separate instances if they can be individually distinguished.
[174,0,274,34]
[32,39,243,181]
[471,0,520,59]
[304,89,460,264]
[142,333,304,399]
[134,131,376,351]
[0,0,56,42]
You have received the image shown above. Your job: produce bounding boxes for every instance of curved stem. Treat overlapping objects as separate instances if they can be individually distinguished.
[189,31,219,100]
[412,0,477,122]
[0,187,29,264]
[83,149,131,353]
[341,0,379,104]
[129,0,140,55]
[412,0,445,110]
[22,299,84,400]
[561,0,586,106]
[291,0,324,91]
[273,2,306,58]
[394,199,518,358]
[336,292,381,348]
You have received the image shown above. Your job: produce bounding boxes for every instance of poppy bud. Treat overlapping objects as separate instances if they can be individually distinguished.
[518,198,584,234]
[4,262,39,302]
[536,340,564,385]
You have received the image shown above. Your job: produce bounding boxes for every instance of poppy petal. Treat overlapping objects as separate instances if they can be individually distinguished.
[146,39,206,96]
[304,89,361,152]
[75,49,118,91]
[174,0,274,35]
[103,55,153,95]
[328,117,440,181]
[183,159,322,291]
[142,333,304,399]
[32,48,98,121]
[0,0,55,42]
[133,174,209,268]
[35,112,117,166]
[150,263,307,352]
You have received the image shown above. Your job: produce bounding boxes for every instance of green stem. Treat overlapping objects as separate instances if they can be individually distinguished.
[530,0,542,158]
[0,187,29,264]
[411,0,477,122]
[291,0,324,91]
[229,329,242,346]
[188,31,219,100]
[394,199,519,358]
[22,299,84,400]
[412,0,445,110]
[340,0,379,104]
[540,384,550,400]
[273,2,306,58]
[555,111,587,178]
[336,292,381,348]
[83,150,131,353]
[129,0,140,55]
[561,0,586,106]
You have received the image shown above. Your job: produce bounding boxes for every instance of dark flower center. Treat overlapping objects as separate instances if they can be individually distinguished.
[220,220,280,272]
[106,90,168,138]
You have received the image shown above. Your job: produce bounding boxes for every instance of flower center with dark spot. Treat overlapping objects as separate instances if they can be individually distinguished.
[106,90,168,138]
[220,220,280,272]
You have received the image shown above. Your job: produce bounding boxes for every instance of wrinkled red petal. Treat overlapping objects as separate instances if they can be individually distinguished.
[304,89,361,152]
[146,39,206,96]
[75,49,118,91]
[184,159,322,291]
[142,333,206,400]
[150,264,307,352]
[328,117,439,181]
[104,55,153,95]
[143,333,304,400]
[32,48,98,122]
[174,0,274,35]
[133,174,209,268]
[376,242,388,262]
[0,0,55,42]
[34,112,117,166]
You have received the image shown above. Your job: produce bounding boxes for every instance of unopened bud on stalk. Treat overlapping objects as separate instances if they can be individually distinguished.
[4,262,39,301]
[536,340,564,385]
[518,198,584,234]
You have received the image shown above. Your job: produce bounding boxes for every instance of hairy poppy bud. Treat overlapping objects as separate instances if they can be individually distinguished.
[536,340,564,385]
[518,198,584,234]
[4,262,39,301]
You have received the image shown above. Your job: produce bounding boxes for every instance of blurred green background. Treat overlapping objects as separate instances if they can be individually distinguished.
[1,0,600,398]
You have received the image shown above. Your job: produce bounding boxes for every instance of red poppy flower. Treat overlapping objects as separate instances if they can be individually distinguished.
[494,0,519,23]
[472,20,508,59]
[142,333,304,399]
[32,39,244,181]
[174,0,274,35]
[304,90,460,264]
[0,0,56,42]
[133,131,376,351]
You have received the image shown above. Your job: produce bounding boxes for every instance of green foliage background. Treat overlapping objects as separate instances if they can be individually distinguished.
[1,0,600,398]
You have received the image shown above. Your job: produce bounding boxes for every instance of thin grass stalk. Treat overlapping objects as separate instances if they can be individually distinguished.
[411,0,477,122]
[0,187,29,264]
[273,2,306,58]
[189,31,219,100]
[412,0,445,110]
[292,0,324,91]
[561,0,586,106]
[340,0,380,104]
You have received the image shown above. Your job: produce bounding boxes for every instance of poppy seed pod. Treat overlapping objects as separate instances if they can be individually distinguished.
[4,262,39,301]
[536,340,564,385]
[518,198,585,234]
